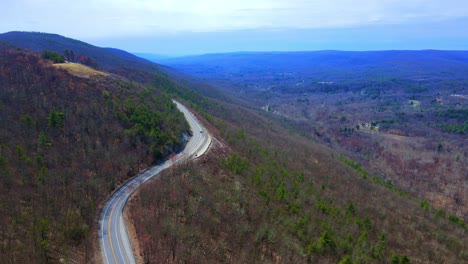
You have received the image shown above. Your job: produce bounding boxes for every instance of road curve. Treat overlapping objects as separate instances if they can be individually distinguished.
[99,100,212,264]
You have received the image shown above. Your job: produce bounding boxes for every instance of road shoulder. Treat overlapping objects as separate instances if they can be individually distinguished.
[124,196,144,264]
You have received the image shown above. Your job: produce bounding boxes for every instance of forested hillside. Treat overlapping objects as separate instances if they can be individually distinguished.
[0,48,189,263]
[129,99,467,263]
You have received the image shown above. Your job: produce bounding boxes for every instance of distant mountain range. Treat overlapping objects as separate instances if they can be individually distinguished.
[133,52,175,61]
[152,50,468,81]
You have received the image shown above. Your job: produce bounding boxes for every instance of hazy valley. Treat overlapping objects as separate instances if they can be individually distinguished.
[159,51,468,220]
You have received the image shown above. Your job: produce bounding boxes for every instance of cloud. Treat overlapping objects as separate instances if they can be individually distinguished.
[0,0,467,39]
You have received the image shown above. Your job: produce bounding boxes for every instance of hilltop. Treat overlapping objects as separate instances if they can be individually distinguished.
[0,31,167,82]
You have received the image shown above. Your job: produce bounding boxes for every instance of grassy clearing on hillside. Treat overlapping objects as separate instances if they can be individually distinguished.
[53,62,108,78]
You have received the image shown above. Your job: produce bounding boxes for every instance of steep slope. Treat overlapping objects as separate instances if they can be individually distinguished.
[129,98,467,263]
[0,48,189,263]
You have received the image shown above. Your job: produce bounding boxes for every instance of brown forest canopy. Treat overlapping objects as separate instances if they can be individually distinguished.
[0,48,189,263]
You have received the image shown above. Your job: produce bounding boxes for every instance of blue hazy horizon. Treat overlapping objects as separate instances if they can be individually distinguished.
[90,18,468,56]
[2,1,467,56]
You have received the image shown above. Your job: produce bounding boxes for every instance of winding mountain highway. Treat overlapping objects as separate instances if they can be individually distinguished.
[99,100,212,264]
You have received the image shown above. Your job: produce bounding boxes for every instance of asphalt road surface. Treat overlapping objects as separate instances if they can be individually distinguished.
[99,100,212,264]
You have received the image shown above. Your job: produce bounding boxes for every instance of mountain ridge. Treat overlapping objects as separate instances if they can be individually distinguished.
[0,31,162,80]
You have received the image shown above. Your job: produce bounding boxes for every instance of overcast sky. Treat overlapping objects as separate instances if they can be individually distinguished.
[1,0,467,54]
